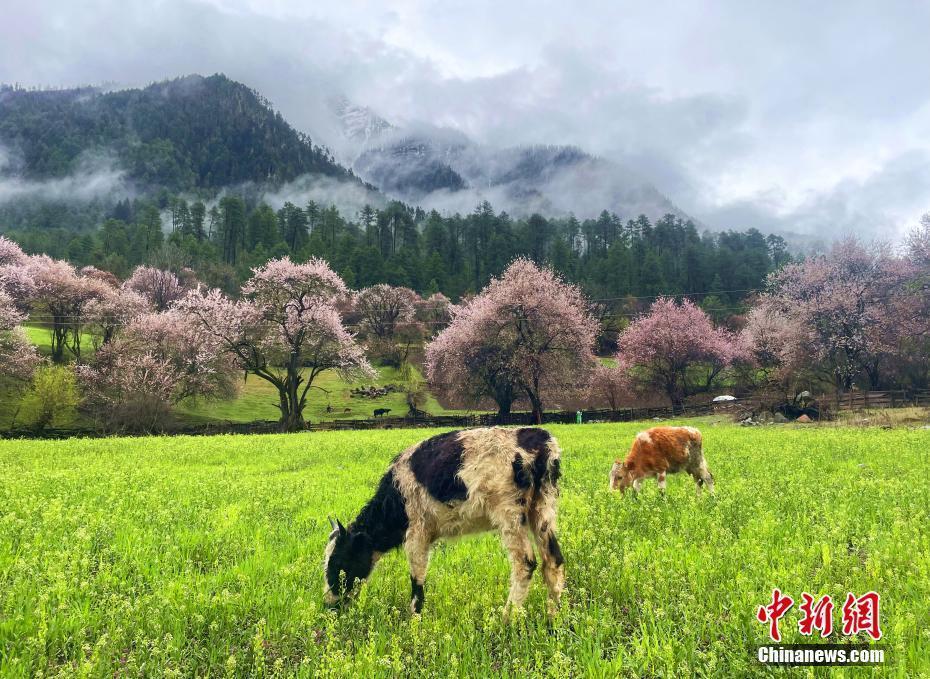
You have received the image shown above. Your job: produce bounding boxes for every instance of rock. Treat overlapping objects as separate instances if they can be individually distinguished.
[773,412,789,423]
[796,414,812,423]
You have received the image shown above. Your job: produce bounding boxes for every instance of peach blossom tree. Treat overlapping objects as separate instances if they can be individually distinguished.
[616,297,748,411]
[0,289,40,383]
[179,257,373,430]
[123,266,186,311]
[426,259,598,423]
[78,310,238,431]
[759,238,914,392]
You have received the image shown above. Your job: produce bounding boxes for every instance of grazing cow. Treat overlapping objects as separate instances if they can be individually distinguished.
[343,408,352,414]
[323,427,565,617]
[373,408,391,418]
[609,426,714,495]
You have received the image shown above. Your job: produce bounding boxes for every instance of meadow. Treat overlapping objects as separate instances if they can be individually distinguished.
[0,421,928,677]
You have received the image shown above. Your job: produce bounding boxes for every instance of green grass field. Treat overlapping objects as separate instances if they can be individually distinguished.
[1,421,927,677]
[176,365,459,425]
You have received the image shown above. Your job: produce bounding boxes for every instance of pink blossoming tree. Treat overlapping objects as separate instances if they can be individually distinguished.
[355,284,423,366]
[760,238,913,393]
[25,256,111,362]
[0,289,40,383]
[616,297,748,410]
[355,284,420,340]
[739,303,811,399]
[84,287,150,347]
[0,236,27,267]
[78,310,239,431]
[426,259,598,423]
[586,363,635,412]
[123,265,186,311]
[179,257,373,431]
[416,292,452,338]
[0,238,34,308]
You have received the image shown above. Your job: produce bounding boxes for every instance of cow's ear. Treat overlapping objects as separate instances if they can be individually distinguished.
[329,516,347,536]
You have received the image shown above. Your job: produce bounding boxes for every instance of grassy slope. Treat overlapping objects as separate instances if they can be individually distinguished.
[0,421,926,677]
[21,325,94,361]
[176,365,461,424]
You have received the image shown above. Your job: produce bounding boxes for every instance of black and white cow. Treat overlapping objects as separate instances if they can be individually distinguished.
[323,427,565,617]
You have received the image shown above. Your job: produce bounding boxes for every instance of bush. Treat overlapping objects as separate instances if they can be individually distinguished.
[18,365,80,431]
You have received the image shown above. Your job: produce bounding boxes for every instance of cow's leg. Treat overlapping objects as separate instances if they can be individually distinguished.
[500,520,536,618]
[528,492,565,619]
[632,476,643,493]
[657,471,667,494]
[404,525,431,614]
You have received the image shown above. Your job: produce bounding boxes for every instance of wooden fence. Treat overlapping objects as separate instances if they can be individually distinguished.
[913,390,930,408]
[832,390,908,410]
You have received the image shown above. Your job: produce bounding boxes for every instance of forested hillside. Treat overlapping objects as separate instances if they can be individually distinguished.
[4,194,790,310]
[0,74,353,189]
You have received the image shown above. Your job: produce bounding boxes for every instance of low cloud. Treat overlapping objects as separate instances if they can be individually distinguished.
[260,174,386,218]
[0,149,130,205]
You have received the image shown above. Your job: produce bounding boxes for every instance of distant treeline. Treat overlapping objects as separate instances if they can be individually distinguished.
[3,195,790,309]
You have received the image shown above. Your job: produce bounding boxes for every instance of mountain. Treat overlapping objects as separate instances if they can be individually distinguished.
[0,74,359,192]
[329,103,692,223]
[0,73,698,236]
[330,96,393,146]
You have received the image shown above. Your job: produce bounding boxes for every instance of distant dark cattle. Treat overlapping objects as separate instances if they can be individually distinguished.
[324,427,565,617]
[777,403,820,421]
[343,408,352,414]
[373,408,391,418]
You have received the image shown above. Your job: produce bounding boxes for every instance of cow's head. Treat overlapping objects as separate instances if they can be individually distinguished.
[323,517,375,608]
[609,461,633,493]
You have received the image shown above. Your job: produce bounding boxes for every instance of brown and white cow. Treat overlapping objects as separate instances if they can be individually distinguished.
[323,427,565,617]
[609,426,714,495]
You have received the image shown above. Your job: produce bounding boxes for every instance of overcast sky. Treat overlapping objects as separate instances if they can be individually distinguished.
[3,0,930,239]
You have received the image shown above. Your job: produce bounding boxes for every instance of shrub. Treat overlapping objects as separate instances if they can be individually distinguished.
[18,365,80,431]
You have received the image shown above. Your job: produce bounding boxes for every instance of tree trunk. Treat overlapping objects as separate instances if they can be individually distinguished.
[276,359,307,432]
[495,398,513,424]
[51,323,67,363]
[527,391,544,425]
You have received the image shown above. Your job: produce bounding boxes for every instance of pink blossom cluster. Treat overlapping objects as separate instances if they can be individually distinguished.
[616,297,749,406]
[0,235,28,267]
[0,289,40,382]
[179,257,372,429]
[78,309,239,427]
[586,362,636,411]
[123,266,186,311]
[426,259,598,420]
[355,284,420,340]
[415,292,452,337]
[752,237,918,390]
